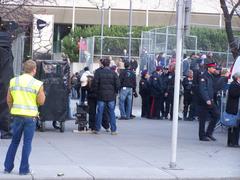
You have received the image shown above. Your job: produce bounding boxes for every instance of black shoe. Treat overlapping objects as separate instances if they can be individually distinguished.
[199,137,210,141]
[207,135,217,141]
[187,117,194,121]
[227,144,240,148]
[118,117,127,120]
[1,133,12,139]
[184,116,192,121]
[130,114,136,119]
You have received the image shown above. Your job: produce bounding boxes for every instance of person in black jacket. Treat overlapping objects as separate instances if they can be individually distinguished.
[118,61,136,120]
[149,66,164,119]
[198,62,220,141]
[139,70,150,118]
[226,72,240,147]
[213,68,229,109]
[161,66,169,119]
[182,70,194,120]
[92,58,120,134]
[165,66,175,120]
[87,74,110,131]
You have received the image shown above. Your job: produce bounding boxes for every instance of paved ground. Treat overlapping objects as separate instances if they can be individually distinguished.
[0,108,240,180]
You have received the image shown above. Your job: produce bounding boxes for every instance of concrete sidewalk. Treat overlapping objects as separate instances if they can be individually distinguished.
[0,112,240,180]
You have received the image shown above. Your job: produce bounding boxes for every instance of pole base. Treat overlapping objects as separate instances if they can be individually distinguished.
[162,162,184,170]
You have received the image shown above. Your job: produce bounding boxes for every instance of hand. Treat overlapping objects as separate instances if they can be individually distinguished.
[224,72,230,77]
[164,93,168,97]
[206,100,212,105]
[133,91,138,98]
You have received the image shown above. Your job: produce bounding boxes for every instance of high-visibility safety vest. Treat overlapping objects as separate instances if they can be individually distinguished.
[9,74,43,117]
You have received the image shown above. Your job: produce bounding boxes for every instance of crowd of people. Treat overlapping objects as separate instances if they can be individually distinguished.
[70,51,240,147]
[70,58,138,134]
[2,53,240,176]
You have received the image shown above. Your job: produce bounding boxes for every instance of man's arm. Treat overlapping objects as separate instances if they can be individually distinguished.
[37,86,46,106]
[7,89,13,109]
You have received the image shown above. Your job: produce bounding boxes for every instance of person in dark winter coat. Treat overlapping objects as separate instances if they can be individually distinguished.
[165,65,175,119]
[86,74,110,131]
[213,68,229,109]
[198,62,220,141]
[139,70,150,118]
[161,66,169,119]
[92,58,120,134]
[118,61,136,120]
[182,70,194,120]
[149,66,164,119]
[225,72,240,147]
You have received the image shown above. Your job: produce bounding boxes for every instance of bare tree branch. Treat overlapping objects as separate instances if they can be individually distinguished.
[0,0,56,23]
[230,0,240,17]
[220,0,240,59]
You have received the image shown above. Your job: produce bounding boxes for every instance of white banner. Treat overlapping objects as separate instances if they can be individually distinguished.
[32,14,54,60]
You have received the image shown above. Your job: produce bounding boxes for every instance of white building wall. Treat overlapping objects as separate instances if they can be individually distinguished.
[34,0,221,14]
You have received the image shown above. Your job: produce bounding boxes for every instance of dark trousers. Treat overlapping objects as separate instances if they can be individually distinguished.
[125,93,134,116]
[102,105,110,129]
[88,98,97,130]
[198,103,220,139]
[88,98,109,130]
[165,93,174,119]
[76,86,81,99]
[227,126,240,146]
[140,95,150,117]
[159,94,164,117]
[191,92,198,117]
[183,93,193,119]
[81,86,87,103]
[150,96,161,118]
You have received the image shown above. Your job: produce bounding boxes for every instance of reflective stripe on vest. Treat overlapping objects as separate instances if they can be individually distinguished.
[10,86,38,94]
[12,104,38,111]
[12,77,37,94]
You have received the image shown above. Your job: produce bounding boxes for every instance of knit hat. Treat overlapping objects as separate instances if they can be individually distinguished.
[141,70,148,77]
[156,66,162,71]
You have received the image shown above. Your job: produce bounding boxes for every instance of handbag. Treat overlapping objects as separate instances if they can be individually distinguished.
[220,112,239,127]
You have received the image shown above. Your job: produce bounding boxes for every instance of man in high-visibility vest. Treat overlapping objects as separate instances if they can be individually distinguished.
[4,60,45,175]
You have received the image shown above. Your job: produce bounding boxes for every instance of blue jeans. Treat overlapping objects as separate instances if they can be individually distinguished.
[119,87,133,119]
[4,116,36,174]
[96,101,116,132]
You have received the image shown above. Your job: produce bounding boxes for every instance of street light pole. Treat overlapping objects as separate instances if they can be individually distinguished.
[108,6,111,28]
[169,0,184,169]
[128,0,133,62]
[146,0,149,27]
[100,0,105,58]
[72,0,76,32]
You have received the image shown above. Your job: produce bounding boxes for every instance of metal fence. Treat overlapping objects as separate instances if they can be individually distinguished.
[139,26,237,72]
[78,36,143,72]
[77,26,236,73]
[140,26,198,73]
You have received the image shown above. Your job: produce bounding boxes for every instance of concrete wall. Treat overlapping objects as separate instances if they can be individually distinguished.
[30,6,240,29]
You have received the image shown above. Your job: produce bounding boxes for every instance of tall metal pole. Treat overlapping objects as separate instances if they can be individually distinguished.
[169,0,184,169]
[146,0,149,27]
[108,6,111,28]
[100,0,105,58]
[165,26,169,64]
[128,0,133,62]
[219,12,222,29]
[72,0,76,32]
